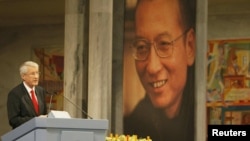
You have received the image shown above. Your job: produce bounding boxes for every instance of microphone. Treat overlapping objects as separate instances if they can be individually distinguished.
[48,93,53,112]
[46,91,93,119]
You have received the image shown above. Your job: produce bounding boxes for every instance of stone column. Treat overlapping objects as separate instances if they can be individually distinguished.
[195,0,207,141]
[64,0,87,118]
[64,0,115,133]
[88,0,113,121]
[111,0,125,134]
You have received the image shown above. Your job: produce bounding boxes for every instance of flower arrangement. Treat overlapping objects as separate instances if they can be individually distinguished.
[105,134,152,141]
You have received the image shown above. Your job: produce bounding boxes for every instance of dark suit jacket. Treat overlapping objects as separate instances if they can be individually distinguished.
[7,83,47,129]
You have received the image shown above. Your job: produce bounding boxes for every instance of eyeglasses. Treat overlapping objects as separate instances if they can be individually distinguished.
[26,72,40,76]
[131,29,190,61]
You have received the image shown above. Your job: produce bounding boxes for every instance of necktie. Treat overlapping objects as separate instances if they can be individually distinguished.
[31,90,39,114]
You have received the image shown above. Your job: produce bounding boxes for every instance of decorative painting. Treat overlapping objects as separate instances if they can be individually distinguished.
[32,46,64,111]
[207,39,250,125]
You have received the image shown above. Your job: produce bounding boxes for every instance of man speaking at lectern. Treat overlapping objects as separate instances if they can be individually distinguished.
[7,61,47,129]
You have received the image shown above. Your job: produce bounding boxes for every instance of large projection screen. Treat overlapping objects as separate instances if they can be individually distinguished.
[122,0,207,141]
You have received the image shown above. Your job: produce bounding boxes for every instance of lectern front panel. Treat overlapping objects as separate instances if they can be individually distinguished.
[61,131,94,141]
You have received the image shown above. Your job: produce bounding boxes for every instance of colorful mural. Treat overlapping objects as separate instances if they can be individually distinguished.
[32,47,64,111]
[207,39,250,125]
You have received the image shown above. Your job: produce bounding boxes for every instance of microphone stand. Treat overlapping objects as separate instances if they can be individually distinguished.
[48,94,53,112]
[46,91,93,119]
[62,94,93,119]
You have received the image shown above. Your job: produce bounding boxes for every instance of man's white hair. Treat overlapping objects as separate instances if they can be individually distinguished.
[19,61,39,75]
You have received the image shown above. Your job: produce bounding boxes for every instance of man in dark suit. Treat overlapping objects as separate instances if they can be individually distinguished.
[7,61,47,129]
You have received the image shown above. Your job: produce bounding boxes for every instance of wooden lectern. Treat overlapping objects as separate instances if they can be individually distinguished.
[1,117,108,141]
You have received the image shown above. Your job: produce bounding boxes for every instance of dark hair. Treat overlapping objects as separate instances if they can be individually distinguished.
[135,0,196,31]
[178,0,196,31]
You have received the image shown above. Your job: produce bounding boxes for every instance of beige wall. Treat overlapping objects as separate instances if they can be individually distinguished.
[208,0,250,39]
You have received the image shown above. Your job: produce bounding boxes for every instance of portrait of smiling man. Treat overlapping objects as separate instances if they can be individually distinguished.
[123,0,196,140]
